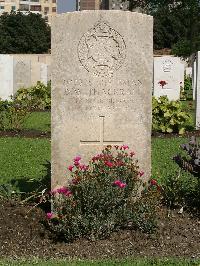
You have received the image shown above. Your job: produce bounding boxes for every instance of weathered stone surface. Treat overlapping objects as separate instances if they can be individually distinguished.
[0,55,14,100]
[40,63,51,86]
[196,52,200,129]
[153,56,181,101]
[51,11,153,188]
[13,59,31,93]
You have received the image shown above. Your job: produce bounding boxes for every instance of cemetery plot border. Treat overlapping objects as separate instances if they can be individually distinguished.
[0,130,50,139]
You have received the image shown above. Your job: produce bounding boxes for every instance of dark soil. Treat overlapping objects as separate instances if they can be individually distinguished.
[0,199,199,260]
[0,130,200,140]
[152,130,200,138]
[0,130,50,139]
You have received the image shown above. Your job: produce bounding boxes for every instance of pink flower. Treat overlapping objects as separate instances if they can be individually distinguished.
[113,180,121,186]
[113,180,126,188]
[79,164,89,171]
[120,145,129,150]
[139,171,144,177]
[68,165,74,172]
[130,151,135,157]
[46,212,53,219]
[74,155,81,162]
[56,186,72,196]
[73,155,81,166]
[119,182,126,188]
[150,179,158,186]
[105,161,113,167]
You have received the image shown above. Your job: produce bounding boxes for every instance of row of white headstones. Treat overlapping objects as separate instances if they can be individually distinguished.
[0,54,51,100]
[0,53,199,129]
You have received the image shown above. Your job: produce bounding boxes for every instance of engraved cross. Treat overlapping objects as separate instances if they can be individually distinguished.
[80,116,123,148]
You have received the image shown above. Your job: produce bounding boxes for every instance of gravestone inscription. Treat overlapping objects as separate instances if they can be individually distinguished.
[52,11,153,188]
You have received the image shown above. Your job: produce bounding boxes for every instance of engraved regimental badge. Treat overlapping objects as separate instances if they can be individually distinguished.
[78,21,126,77]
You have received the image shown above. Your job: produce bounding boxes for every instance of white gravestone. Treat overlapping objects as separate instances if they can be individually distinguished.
[192,60,197,100]
[186,67,192,78]
[195,52,200,130]
[51,11,153,188]
[40,63,51,85]
[13,59,31,94]
[180,63,185,89]
[153,56,181,101]
[0,55,14,100]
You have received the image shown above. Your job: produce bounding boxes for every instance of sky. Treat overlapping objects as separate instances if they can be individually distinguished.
[57,0,76,13]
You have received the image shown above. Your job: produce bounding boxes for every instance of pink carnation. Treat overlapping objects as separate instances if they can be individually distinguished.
[56,186,72,196]
[46,212,53,219]
[73,155,81,166]
[113,180,121,186]
[150,179,158,186]
[120,145,129,150]
[79,164,89,171]
[119,182,126,188]
[68,165,74,172]
[105,161,113,167]
[113,180,126,188]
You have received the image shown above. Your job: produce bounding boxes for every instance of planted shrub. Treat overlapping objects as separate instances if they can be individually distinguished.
[0,99,29,131]
[162,170,200,210]
[47,146,160,242]
[152,96,191,134]
[14,82,51,110]
[173,137,200,177]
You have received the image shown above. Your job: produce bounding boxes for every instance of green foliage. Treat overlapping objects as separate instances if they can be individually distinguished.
[152,96,191,134]
[0,99,29,131]
[14,82,51,110]
[172,39,192,57]
[174,137,200,177]
[47,146,160,242]
[180,76,192,101]
[0,12,50,53]
[162,170,200,209]
[152,0,200,56]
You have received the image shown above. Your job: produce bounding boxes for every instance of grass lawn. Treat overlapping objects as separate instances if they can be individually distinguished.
[23,111,51,132]
[0,258,199,266]
[0,136,194,192]
[0,137,50,192]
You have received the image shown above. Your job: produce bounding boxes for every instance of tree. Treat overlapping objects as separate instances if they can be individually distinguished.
[127,0,200,56]
[0,12,51,54]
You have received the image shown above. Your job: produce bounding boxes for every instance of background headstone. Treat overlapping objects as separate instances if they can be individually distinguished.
[40,63,51,85]
[180,63,185,89]
[0,55,14,100]
[52,11,153,188]
[153,56,181,101]
[186,67,192,77]
[195,52,200,129]
[192,60,197,100]
[13,59,31,93]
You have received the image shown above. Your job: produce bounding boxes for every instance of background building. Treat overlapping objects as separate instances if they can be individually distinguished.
[76,0,129,11]
[0,0,57,24]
